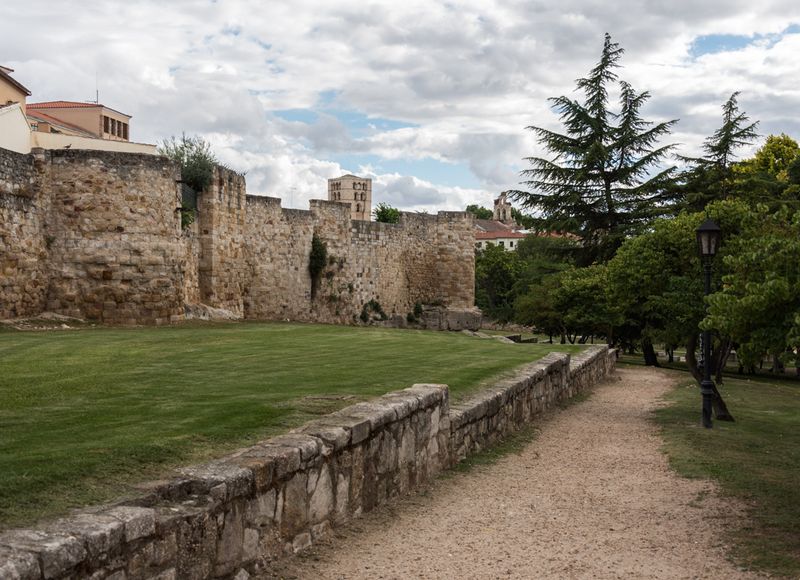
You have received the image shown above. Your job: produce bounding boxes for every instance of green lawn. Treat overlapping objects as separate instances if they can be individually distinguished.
[0,322,581,529]
[655,373,800,577]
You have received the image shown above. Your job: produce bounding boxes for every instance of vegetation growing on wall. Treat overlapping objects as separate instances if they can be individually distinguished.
[160,134,217,229]
[159,134,217,192]
[360,299,387,323]
[373,202,401,223]
[309,233,328,299]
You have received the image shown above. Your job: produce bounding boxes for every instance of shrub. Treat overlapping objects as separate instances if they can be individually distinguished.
[159,134,217,192]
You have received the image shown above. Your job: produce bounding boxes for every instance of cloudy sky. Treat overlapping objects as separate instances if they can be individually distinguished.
[2,1,798,212]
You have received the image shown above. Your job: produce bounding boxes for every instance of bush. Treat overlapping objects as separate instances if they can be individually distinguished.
[159,134,217,192]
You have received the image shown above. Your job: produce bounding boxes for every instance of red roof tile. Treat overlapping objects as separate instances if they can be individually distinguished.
[28,100,102,109]
[476,230,526,240]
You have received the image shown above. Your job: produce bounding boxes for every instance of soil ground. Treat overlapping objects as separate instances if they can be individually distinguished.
[263,366,760,579]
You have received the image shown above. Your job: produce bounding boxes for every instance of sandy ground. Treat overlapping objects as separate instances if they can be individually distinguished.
[262,366,758,579]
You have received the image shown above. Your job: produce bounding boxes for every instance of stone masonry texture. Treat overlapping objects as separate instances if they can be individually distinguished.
[0,346,615,579]
[0,146,476,326]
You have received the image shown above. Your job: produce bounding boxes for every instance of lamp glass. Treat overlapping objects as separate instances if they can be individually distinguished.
[696,219,721,258]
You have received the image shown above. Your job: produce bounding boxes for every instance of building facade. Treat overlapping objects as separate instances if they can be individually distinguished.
[27,101,132,141]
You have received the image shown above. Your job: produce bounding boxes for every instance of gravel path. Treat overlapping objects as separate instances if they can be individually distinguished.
[264,366,757,579]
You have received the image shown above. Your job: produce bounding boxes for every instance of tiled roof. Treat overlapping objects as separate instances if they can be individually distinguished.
[0,67,31,96]
[28,101,131,118]
[28,100,102,109]
[476,230,526,240]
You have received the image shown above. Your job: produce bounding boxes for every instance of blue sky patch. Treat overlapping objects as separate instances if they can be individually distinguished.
[691,24,800,58]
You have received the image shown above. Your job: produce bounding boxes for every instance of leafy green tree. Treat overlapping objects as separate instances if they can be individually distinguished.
[553,264,621,344]
[373,202,401,223]
[514,275,564,342]
[510,34,678,265]
[475,244,522,322]
[679,93,759,211]
[466,204,493,219]
[729,134,800,210]
[706,207,800,373]
[159,134,217,192]
[742,133,800,180]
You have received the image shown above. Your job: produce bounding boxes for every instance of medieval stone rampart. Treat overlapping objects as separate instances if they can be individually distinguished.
[0,147,477,326]
[0,346,615,579]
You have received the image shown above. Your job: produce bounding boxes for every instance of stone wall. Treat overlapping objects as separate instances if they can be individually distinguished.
[0,148,47,318]
[41,150,185,325]
[242,196,475,325]
[1,146,476,326]
[0,347,615,579]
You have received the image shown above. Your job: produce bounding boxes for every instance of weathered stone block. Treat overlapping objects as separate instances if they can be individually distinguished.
[105,506,156,543]
[0,529,86,579]
[0,546,40,580]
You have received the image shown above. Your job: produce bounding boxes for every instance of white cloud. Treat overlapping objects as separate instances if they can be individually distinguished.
[1,1,798,211]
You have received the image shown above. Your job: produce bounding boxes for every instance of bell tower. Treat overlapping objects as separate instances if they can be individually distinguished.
[327,174,372,221]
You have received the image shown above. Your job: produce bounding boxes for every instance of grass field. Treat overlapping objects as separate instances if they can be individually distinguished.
[654,372,800,577]
[0,322,581,529]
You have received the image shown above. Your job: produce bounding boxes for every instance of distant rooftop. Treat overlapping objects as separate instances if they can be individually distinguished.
[28,101,130,118]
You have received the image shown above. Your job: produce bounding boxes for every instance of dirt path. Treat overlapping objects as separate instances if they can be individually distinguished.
[264,367,756,579]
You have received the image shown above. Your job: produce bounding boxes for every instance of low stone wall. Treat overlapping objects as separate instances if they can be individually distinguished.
[0,347,614,579]
[449,346,615,462]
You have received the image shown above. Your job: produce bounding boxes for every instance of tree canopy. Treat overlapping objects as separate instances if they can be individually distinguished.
[373,202,401,224]
[466,204,493,220]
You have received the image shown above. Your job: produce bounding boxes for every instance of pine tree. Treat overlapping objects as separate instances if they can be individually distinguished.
[678,92,759,211]
[509,34,678,265]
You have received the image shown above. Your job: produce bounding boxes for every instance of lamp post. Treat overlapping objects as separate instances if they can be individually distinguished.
[696,218,721,429]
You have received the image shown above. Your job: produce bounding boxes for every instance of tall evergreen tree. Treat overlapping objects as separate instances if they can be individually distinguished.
[509,34,678,265]
[678,92,759,211]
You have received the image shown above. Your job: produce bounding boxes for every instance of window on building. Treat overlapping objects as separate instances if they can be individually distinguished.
[356,203,362,212]
[104,116,110,133]
[509,241,514,248]
[122,123,128,140]
[499,241,504,247]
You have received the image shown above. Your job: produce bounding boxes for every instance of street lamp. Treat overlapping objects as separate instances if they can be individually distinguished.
[696,218,721,429]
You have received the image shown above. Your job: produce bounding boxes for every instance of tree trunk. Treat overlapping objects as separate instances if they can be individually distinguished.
[713,338,733,385]
[771,354,785,374]
[642,337,660,367]
[685,333,735,421]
